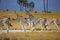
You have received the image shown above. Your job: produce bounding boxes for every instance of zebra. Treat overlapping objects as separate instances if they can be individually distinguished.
[39,17,49,31]
[13,14,28,32]
[0,17,4,32]
[52,18,60,31]
[39,18,58,31]
[26,13,48,31]
[1,16,12,32]
[25,13,36,31]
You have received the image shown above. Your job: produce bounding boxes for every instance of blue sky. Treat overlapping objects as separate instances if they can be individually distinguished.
[0,0,60,11]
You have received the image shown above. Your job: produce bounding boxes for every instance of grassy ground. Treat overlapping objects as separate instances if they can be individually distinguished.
[0,32,60,40]
[0,11,60,40]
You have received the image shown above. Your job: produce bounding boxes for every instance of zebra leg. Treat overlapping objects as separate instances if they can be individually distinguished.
[0,28,2,33]
[44,27,47,31]
[46,26,51,31]
[1,28,2,32]
[42,26,47,31]
[31,27,35,32]
[41,26,44,31]
[30,22,35,32]
[6,27,9,32]
[21,25,26,32]
[41,24,45,31]
[30,26,34,32]
[57,26,60,31]
[24,25,26,32]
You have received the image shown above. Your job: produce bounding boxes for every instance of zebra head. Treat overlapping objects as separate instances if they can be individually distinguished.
[13,14,22,21]
[13,14,18,20]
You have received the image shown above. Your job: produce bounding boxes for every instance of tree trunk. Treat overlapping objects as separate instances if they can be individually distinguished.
[43,0,45,12]
[43,0,48,12]
[46,0,48,12]
[20,5,22,11]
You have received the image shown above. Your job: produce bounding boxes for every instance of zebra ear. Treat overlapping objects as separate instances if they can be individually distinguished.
[24,18,27,19]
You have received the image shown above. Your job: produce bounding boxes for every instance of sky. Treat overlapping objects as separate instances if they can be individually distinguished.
[0,0,60,11]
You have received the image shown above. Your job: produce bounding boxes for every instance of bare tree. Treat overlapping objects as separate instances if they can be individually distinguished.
[17,0,23,11]
[28,1,35,11]
[43,0,48,12]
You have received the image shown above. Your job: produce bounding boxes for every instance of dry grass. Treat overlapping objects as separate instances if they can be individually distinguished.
[0,11,60,40]
[0,32,60,40]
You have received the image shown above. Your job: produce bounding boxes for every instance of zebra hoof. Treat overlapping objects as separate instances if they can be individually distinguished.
[7,30,9,33]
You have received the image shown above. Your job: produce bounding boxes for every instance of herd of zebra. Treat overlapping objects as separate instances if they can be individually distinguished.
[0,13,60,32]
